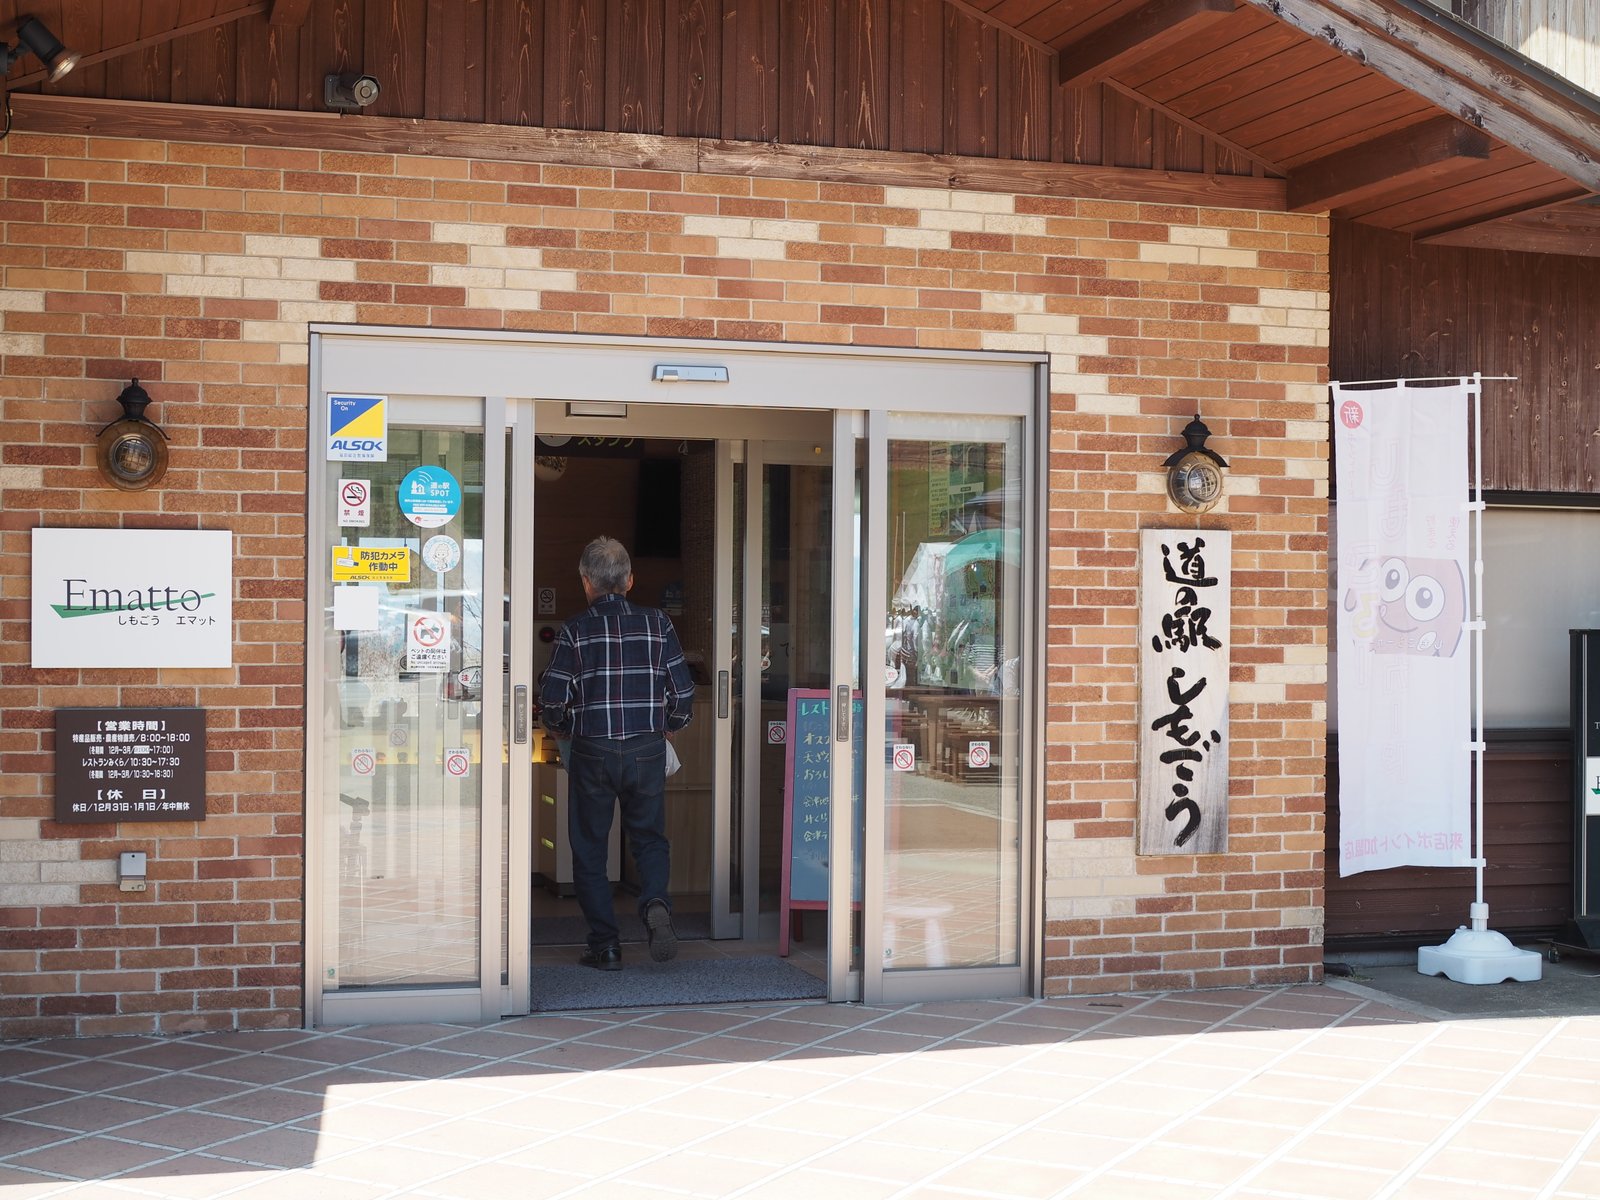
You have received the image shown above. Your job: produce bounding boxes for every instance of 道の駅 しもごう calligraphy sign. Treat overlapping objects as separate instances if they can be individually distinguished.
[1138,529,1231,855]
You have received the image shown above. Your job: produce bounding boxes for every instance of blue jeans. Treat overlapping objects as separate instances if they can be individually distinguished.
[567,732,671,950]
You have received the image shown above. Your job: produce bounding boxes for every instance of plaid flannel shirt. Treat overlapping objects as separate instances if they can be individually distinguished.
[539,593,695,739]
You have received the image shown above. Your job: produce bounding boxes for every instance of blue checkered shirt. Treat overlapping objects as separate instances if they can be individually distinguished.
[539,594,695,739]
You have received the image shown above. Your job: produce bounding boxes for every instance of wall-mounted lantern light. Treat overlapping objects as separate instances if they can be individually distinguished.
[96,379,169,491]
[3,16,79,82]
[1164,414,1228,514]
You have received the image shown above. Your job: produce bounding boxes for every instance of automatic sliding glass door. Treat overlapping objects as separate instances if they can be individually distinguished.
[310,397,507,1026]
[860,411,1030,1003]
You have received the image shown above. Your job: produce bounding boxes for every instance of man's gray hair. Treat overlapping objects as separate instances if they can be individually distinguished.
[579,536,632,593]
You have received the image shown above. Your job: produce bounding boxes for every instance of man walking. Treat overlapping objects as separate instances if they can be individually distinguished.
[539,536,696,970]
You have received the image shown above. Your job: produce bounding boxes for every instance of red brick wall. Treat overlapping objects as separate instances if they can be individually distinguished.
[0,129,1328,1036]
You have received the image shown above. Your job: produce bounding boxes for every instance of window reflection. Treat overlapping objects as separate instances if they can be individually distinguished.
[882,423,1023,971]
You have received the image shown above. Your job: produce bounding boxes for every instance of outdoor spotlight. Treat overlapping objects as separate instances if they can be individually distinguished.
[324,72,381,111]
[96,379,170,491]
[3,16,79,82]
[1163,414,1228,514]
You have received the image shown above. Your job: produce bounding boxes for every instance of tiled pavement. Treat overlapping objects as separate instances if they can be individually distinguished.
[3,985,1599,1199]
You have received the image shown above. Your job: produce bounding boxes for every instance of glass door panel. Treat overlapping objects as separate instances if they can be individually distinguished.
[880,416,1025,972]
[317,425,488,993]
[742,446,838,957]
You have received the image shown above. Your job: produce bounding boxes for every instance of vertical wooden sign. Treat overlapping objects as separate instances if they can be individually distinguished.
[1139,529,1232,855]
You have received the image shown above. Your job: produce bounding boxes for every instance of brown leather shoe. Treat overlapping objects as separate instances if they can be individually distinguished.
[579,943,622,971]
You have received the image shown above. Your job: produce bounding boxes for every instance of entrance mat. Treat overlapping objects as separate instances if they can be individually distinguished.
[530,911,712,947]
[533,955,825,1012]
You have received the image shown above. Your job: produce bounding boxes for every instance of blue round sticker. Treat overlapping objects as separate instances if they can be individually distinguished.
[397,466,462,529]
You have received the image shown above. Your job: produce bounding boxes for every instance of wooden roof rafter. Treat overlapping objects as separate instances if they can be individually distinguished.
[1287,114,1492,211]
[1055,0,1239,89]
[1412,186,1593,243]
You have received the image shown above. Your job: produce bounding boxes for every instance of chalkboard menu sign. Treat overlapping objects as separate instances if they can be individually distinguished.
[55,707,207,823]
[779,688,864,955]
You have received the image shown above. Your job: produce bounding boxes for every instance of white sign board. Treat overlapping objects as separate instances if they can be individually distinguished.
[1138,529,1230,855]
[32,528,233,669]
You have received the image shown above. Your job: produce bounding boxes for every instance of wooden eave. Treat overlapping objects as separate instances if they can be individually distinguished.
[985,0,1600,253]
[4,0,1599,255]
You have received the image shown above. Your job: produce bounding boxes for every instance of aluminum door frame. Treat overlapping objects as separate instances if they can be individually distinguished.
[504,400,535,1017]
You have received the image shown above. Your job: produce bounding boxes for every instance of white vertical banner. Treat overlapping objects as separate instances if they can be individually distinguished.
[1333,380,1472,876]
[1139,529,1231,855]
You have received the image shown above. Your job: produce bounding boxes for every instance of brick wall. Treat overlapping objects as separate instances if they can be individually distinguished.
[0,129,1329,1036]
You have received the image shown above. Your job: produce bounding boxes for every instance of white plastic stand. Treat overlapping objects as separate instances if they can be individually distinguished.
[1418,904,1542,984]
[1416,373,1541,986]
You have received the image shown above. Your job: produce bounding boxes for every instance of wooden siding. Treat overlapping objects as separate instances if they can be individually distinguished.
[1326,734,1573,944]
[0,0,1263,175]
[1444,0,1600,99]
[1330,219,1600,494]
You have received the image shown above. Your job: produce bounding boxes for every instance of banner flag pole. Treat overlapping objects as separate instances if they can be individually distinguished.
[1416,371,1541,984]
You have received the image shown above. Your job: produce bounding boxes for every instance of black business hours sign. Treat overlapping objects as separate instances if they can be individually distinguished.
[55,707,207,823]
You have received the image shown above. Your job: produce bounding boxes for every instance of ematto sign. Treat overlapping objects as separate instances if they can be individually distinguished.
[32,528,233,668]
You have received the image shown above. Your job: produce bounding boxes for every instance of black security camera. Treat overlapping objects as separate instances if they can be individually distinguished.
[324,72,381,111]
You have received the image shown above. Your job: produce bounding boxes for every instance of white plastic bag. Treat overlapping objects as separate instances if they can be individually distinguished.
[664,739,682,777]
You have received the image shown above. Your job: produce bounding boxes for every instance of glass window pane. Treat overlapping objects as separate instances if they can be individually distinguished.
[319,426,485,990]
[1331,505,1600,730]
[1484,507,1600,727]
[882,417,1023,970]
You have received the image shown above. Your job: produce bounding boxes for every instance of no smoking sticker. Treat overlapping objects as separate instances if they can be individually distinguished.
[444,748,470,778]
[767,721,787,745]
[892,744,915,772]
[351,748,376,777]
[968,740,991,769]
[338,479,370,527]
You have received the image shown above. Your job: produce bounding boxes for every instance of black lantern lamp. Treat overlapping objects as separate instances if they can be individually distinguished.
[1163,414,1228,514]
[96,379,170,491]
[3,17,80,82]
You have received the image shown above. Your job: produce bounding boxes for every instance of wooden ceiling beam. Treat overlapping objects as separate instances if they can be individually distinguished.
[1417,201,1600,256]
[1057,0,1238,90]
[7,92,1289,211]
[1411,186,1591,242]
[1236,0,1600,194]
[269,0,315,26]
[1287,115,1491,211]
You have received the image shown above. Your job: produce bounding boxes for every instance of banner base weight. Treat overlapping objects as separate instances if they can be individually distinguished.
[1418,927,1542,985]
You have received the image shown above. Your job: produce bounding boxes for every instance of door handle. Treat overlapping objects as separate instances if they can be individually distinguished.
[717,670,730,719]
[513,685,528,744]
[835,684,850,742]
